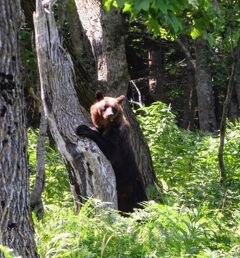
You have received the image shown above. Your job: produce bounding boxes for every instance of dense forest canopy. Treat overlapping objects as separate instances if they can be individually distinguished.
[0,0,240,257]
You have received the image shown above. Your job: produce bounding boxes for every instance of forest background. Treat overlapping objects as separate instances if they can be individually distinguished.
[0,0,240,257]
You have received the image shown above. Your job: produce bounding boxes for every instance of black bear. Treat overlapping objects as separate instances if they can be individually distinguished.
[76,91,147,212]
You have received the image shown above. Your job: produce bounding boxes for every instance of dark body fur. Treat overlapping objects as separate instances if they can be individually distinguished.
[76,92,147,212]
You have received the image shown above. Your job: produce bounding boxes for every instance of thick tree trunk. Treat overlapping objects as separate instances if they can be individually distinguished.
[65,1,97,82]
[195,38,217,132]
[75,0,156,189]
[34,0,117,211]
[0,0,38,257]
[74,0,128,94]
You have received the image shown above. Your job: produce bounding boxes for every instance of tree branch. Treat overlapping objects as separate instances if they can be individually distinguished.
[177,39,196,70]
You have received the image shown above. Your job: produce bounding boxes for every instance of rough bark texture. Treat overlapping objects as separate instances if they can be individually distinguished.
[63,1,97,109]
[0,0,38,257]
[75,0,156,189]
[30,106,47,220]
[195,38,217,132]
[65,1,97,83]
[34,0,117,211]
[74,0,128,94]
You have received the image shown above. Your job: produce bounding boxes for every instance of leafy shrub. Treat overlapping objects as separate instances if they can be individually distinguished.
[0,245,15,258]
[28,128,72,206]
[137,102,240,213]
[35,200,240,258]
[29,102,240,257]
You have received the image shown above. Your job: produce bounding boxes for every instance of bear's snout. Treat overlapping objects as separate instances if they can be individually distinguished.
[103,107,116,121]
[105,113,114,121]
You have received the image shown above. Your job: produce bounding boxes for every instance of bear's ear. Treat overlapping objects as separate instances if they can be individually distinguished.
[96,91,104,101]
[117,95,125,104]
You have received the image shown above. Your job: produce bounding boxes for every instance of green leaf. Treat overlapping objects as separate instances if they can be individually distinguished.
[195,17,208,31]
[123,2,132,12]
[116,0,125,8]
[190,27,201,39]
[151,0,168,14]
[0,245,14,258]
[147,15,161,35]
[167,14,182,33]
[188,0,199,8]
[103,0,114,11]
[202,32,215,46]
[134,0,150,12]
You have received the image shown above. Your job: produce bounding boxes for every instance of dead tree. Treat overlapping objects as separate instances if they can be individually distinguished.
[34,0,117,211]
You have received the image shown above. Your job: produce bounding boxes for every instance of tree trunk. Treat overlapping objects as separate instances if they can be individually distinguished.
[229,90,239,121]
[195,38,217,132]
[75,0,156,189]
[74,0,128,94]
[181,64,197,130]
[0,0,38,257]
[30,106,47,220]
[218,38,240,184]
[33,0,117,211]
[177,37,197,130]
[148,43,165,101]
[235,62,240,107]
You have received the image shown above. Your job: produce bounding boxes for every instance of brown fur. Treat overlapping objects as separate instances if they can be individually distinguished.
[76,92,147,212]
[90,95,127,130]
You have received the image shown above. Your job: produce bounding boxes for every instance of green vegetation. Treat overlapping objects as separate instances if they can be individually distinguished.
[0,245,15,258]
[28,129,72,206]
[104,0,240,47]
[30,102,240,257]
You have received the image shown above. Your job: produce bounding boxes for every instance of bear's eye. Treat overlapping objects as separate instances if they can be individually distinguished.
[103,104,109,110]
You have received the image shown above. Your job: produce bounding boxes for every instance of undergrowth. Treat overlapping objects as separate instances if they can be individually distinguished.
[28,101,240,257]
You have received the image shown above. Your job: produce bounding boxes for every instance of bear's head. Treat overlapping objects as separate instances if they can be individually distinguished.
[90,91,125,129]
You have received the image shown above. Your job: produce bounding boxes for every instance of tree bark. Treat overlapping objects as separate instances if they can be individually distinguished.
[30,106,47,220]
[195,38,217,132]
[229,90,239,121]
[177,37,197,130]
[235,62,240,107]
[182,64,197,130]
[0,0,38,257]
[74,0,128,94]
[148,43,165,101]
[34,0,117,211]
[75,0,156,189]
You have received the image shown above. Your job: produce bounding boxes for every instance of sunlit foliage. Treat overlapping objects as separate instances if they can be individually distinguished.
[30,101,240,257]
